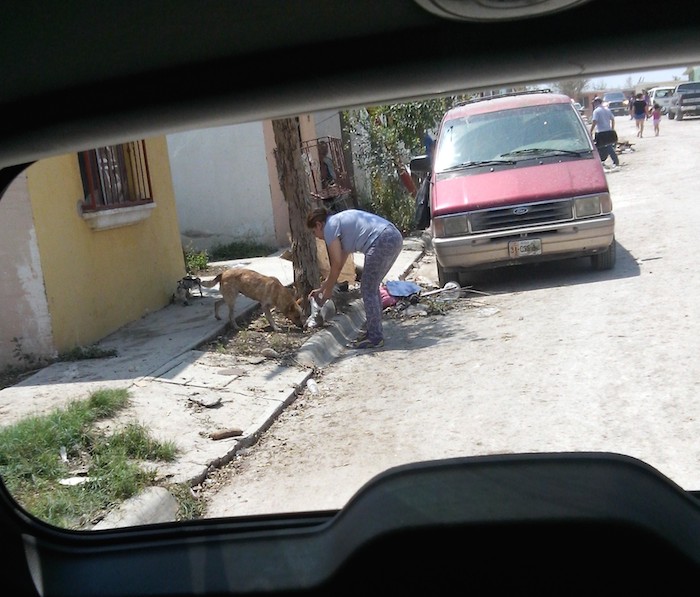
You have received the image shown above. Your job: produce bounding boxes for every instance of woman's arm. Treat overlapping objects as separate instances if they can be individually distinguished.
[318,237,346,303]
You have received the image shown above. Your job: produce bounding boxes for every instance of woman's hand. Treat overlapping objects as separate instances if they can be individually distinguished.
[309,288,326,305]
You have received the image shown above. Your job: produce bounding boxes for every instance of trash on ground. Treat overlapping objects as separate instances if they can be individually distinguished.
[188,394,222,408]
[209,428,243,440]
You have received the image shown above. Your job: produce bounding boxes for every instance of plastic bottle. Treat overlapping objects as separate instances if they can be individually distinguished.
[305,297,322,329]
[306,378,319,394]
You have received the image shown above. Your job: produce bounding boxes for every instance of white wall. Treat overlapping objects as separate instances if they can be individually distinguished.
[313,110,343,140]
[0,172,54,368]
[167,122,278,252]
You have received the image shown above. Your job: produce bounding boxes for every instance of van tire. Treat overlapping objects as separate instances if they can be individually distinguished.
[591,239,616,270]
[676,109,684,121]
[668,110,676,120]
[437,262,460,287]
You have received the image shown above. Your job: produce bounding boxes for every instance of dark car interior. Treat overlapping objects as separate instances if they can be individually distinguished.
[3,1,700,594]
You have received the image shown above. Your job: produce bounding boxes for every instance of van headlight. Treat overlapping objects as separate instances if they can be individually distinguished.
[433,214,468,238]
[574,193,611,217]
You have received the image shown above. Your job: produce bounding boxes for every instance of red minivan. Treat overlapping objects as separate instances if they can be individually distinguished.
[411,90,616,286]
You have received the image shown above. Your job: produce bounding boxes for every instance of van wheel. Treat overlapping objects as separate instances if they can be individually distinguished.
[437,262,460,286]
[668,110,675,120]
[591,239,616,270]
[676,109,683,121]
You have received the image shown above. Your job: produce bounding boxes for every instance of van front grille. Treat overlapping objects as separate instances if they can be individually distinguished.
[470,200,573,232]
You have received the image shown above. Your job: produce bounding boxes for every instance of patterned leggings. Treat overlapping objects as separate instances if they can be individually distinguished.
[362,225,403,343]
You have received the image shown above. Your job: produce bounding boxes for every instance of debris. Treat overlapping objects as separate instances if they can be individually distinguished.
[188,394,222,408]
[321,299,336,322]
[437,281,461,300]
[421,284,491,298]
[305,298,336,329]
[209,428,244,440]
[306,378,319,394]
[385,280,422,297]
[239,355,267,365]
[59,477,91,486]
[261,347,280,359]
[404,305,429,317]
[305,297,323,329]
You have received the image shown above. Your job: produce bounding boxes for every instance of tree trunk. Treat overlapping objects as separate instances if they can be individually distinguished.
[272,117,320,311]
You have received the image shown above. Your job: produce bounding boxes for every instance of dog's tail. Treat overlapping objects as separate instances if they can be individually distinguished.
[200,274,222,288]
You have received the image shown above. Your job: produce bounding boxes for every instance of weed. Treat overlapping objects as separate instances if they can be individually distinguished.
[168,483,206,520]
[59,345,118,361]
[0,363,37,390]
[209,240,276,261]
[11,337,43,368]
[0,388,181,529]
[1,343,118,390]
[184,245,209,274]
[361,176,414,234]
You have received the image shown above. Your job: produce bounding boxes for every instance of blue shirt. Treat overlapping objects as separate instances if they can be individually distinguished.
[324,209,393,254]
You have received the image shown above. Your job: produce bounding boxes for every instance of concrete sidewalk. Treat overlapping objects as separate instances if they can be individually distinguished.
[0,237,425,528]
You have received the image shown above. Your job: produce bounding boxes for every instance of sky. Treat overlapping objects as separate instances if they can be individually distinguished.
[586,67,687,91]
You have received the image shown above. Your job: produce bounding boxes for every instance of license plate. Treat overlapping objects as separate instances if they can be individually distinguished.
[508,238,542,258]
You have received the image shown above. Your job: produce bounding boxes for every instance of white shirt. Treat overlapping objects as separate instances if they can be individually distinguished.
[591,105,615,132]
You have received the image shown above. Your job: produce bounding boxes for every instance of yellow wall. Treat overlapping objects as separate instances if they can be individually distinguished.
[26,137,185,352]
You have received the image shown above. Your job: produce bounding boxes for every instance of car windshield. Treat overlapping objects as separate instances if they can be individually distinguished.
[0,75,697,533]
[603,92,625,101]
[433,103,591,172]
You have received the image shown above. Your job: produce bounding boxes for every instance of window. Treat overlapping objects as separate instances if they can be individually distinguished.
[79,141,153,212]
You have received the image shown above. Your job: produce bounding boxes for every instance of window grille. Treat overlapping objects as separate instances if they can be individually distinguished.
[79,140,153,211]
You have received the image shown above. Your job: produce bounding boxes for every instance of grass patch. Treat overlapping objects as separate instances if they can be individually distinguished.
[209,240,277,261]
[0,388,180,529]
[58,345,118,361]
[183,239,277,274]
[184,246,209,274]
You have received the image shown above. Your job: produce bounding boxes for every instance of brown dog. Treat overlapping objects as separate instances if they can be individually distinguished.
[201,268,303,331]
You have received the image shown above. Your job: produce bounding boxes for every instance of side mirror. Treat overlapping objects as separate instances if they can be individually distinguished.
[410,154,431,175]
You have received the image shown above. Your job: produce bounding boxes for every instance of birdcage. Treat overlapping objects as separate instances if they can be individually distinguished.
[301,136,353,212]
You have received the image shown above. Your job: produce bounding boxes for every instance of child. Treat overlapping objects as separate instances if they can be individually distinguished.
[650,102,662,136]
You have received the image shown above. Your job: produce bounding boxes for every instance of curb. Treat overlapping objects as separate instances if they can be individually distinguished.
[97,241,425,529]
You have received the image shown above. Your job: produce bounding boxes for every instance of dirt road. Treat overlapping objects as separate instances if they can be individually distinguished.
[202,115,700,518]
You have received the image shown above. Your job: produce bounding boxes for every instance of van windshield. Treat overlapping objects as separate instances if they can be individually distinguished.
[434,103,591,172]
[653,89,673,98]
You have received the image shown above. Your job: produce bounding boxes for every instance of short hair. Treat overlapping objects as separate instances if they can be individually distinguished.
[306,207,329,229]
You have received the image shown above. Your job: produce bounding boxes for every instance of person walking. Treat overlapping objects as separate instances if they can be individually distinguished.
[650,102,662,136]
[590,96,620,171]
[631,92,650,137]
[307,206,403,349]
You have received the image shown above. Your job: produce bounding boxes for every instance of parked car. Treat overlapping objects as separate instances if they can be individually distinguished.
[2,1,700,595]
[411,90,615,286]
[648,85,676,114]
[668,81,700,120]
[572,101,587,122]
[602,91,629,116]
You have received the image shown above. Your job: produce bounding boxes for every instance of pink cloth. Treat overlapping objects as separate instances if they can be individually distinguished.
[379,284,397,308]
